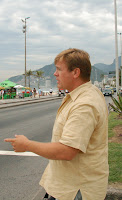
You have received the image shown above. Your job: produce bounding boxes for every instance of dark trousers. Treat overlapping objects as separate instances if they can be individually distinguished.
[44,190,82,200]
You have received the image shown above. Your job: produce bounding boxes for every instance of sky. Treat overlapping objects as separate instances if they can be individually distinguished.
[0,0,122,82]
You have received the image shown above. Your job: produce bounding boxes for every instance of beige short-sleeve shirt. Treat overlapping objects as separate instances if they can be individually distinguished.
[40,81,109,200]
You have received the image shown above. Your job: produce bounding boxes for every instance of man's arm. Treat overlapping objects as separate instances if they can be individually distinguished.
[4,135,80,161]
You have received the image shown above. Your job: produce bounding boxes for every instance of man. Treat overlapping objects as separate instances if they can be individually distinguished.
[1,89,4,100]
[38,88,42,98]
[5,48,109,200]
[49,88,53,95]
[33,88,36,98]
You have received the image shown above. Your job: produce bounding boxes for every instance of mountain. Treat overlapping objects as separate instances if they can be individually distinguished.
[94,56,121,74]
[37,63,56,86]
[8,56,122,88]
[8,63,105,89]
[8,56,122,89]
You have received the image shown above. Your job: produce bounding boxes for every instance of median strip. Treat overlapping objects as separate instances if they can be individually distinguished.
[0,150,39,156]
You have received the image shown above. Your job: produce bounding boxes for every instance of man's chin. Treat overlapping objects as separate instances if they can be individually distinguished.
[57,84,61,89]
[57,83,65,90]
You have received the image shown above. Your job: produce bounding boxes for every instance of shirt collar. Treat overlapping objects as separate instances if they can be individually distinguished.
[69,81,92,102]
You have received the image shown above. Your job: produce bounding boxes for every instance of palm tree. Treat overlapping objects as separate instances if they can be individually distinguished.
[100,73,104,80]
[109,93,122,115]
[26,70,33,88]
[34,70,44,89]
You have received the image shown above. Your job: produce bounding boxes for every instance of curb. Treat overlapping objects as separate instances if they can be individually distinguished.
[105,188,122,200]
[0,96,62,109]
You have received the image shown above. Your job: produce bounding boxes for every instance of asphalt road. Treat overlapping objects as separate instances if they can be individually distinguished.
[0,95,113,200]
[0,99,61,200]
[104,95,113,106]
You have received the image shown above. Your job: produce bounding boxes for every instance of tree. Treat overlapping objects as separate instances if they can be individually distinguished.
[34,70,44,89]
[100,74,104,80]
[26,70,33,88]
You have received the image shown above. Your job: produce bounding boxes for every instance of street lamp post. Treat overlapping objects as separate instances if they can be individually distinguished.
[118,33,122,87]
[114,0,119,93]
[21,17,30,87]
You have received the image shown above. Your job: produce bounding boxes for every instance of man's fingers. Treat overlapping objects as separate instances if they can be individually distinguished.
[4,135,24,142]
[15,135,24,138]
[15,135,19,138]
[4,138,16,142]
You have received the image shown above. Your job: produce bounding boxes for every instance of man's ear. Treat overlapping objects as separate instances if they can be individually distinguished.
[73,68,80,78]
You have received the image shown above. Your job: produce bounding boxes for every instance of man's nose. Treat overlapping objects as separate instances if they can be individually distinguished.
[54,70,58,76]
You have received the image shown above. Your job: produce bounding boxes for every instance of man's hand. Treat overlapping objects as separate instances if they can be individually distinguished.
[4,135,30,152]
[4,136,80,160]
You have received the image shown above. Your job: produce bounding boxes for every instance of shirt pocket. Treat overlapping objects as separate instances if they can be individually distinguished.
[52,113,66,142]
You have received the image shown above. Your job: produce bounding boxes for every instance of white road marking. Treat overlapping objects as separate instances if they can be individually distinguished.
[0,151,39,156]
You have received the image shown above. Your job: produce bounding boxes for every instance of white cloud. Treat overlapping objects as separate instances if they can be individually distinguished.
[0,0,122,81]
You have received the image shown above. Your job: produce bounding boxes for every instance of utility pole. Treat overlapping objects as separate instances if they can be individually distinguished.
[118,33,122,87]
[21,17,30,87]
[114,0,119,93]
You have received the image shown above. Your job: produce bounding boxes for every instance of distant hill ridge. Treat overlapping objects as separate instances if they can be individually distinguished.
[94,56,121,73]
[9,56,121,87]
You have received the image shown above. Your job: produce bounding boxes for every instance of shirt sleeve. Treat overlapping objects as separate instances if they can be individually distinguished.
[59,104,98,153]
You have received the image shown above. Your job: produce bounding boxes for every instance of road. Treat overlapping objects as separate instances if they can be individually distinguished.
[104,95,113,106]
[0,99,61,200]
[0,96,113,200]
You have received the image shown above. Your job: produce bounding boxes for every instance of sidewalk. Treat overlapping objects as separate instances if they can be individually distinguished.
[0,95,62,109]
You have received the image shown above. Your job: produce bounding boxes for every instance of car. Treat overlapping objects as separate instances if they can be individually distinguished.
[58,89,65,96]
[103,89,112,96]
[119,87,122,97]
[105,85,110,89]
[112,87,116,92]
[110,88,114,95]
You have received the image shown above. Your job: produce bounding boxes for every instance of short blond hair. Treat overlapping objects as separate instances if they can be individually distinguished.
[54,48,91,81]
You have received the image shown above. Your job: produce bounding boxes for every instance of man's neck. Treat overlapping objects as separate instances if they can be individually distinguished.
[68,79,88,92]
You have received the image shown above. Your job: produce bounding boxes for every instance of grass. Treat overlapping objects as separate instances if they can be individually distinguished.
[108,111,122,183]
[108,112,122,138]
[108,143,122,182]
